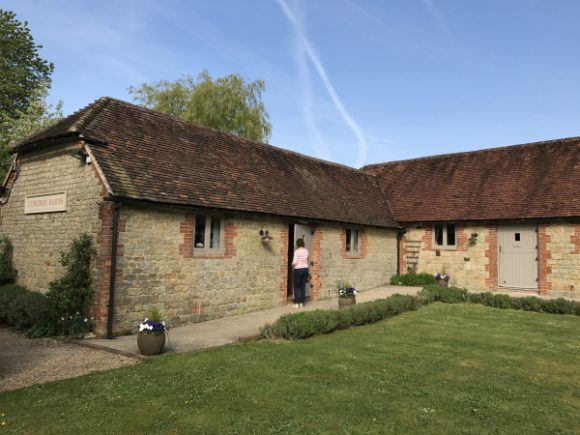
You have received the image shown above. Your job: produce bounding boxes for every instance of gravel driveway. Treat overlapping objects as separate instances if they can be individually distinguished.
[0,327,138,393]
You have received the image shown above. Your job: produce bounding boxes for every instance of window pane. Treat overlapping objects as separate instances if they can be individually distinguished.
[514,232,520,242]
[345,229,351,253]
[194,215,206,248]
[446,224,456,246]
[434,225,444,246]
[210,217,221,249]
[352,230,359,254]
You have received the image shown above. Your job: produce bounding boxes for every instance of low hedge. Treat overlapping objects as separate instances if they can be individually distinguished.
[0,284,27,323]
[421,285,467,304]
[390,273,436,286]
[469,291,580,315]
[261,294,420,340]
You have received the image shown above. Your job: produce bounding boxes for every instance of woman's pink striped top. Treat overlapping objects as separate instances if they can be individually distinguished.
[292,247,309,269]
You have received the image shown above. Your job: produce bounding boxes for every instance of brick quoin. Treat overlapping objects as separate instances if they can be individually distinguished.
[572,224,580,254]
[94,201,125,336]
[398,232,407,273]
[278,225,289,304]
[422,226,432,251]
[538,223,552,294]
[485,224,498,291]
[310,226,323,300]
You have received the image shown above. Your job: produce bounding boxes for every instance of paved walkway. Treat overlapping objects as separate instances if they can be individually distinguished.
[88,285,420,356]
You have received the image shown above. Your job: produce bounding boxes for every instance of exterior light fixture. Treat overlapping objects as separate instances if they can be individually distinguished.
[259,228,273,244]
[71,149,92,164]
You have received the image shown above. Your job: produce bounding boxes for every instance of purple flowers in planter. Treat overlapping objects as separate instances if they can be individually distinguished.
[138,318,166,334]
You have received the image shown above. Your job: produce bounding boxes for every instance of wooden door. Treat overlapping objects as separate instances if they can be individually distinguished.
[497,224,538,289]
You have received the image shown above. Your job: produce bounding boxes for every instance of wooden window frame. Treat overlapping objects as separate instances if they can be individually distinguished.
[433,223,456,250]
[193,214,225,255]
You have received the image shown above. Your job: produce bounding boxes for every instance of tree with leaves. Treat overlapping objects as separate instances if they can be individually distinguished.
[0,9,59,178]
[0,9,53,122]
[129,70,272,143]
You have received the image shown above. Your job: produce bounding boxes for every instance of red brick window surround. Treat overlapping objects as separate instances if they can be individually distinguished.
[341,227,367,259]
[432,223,457,250]
[179,213,237,259]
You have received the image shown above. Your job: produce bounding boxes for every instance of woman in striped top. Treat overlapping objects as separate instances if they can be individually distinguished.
[292,238,309,308]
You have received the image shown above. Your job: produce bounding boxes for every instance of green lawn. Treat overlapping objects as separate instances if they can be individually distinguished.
[1,304,579,434]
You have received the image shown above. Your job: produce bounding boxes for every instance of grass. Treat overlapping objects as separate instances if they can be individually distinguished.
[1,304,579,434]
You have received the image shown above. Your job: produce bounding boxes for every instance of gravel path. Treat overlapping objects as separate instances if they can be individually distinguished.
[0,327,138,393]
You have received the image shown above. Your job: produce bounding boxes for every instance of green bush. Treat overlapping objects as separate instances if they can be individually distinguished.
[421,285,467,304]
[261,294,419,340]
[490,294,512,309]
[0,235,16,285]
[540,298,575,315]
[46,234,96,336]
[0,284,27,323]
[6,291,50,330]
[390,273,436,286]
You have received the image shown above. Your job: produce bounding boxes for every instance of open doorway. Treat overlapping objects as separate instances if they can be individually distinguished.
[287,223,312,300]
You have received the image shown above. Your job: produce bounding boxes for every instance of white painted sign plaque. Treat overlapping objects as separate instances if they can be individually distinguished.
[25,192,67,214]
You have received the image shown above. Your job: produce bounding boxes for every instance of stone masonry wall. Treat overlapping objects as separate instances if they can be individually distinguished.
[545,222,580,298]
[401,224,492,291]
[314,224,397,299]
[0,142,104,292]
[114,206,288,333]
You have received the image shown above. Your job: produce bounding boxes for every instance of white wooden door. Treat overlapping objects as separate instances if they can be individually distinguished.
[294,224,312,297]
[497,224,538,289]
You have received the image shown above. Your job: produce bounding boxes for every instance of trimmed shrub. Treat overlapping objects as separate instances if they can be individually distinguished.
[261,294,419,340]
[541,298,574,315]
[421,285,467,304]
[490,294,512,309]
[0,284,27,323]
[6,291,50,330]
[390,273,436,286]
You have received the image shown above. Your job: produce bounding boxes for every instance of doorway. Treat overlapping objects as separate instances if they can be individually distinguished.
[497,224,538,289]
[287,223,312,300]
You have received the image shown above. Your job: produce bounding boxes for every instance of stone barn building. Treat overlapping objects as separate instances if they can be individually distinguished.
[2,97,579,336]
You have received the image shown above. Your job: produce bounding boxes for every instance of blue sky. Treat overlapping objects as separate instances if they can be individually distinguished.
[4,0,580,167]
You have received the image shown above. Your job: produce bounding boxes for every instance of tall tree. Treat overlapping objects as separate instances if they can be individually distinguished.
[0,9,53,122]
[0,84,63,177]
[129,71,272,143]
[0,9,56,179]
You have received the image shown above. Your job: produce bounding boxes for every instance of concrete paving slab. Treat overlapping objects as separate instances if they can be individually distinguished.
[89,285,421,356]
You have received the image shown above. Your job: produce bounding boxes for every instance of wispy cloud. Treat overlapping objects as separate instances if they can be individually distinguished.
[276,0,368,167]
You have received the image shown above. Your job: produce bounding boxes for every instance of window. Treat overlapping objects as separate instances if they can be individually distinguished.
[433,223,456,249]
[345,228,360,256]
[514,232,521,242]
[194,215,223,251]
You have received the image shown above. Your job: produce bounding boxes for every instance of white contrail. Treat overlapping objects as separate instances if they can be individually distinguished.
[295,27,330,160]
[276,0,368,167]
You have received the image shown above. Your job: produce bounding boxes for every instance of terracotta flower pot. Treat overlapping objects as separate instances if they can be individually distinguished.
[137,332,166,356]
[338,296,356,309]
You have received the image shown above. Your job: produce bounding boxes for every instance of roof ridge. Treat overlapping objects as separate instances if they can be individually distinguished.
[102,97,375,175]
[362,135,580,170]
[71,96,111,133]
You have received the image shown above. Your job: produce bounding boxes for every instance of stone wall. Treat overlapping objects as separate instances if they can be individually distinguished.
[401,224,493,291]
[0,142,104,292]
[111,207,399,334]
[313,224,397,299]
[402,221,580,298]
[545,222,580,298]
[113,206,288,333]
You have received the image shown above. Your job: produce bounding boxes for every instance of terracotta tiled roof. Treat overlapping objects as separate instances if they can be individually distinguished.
[363,137,580,222]
[13,97,399,228]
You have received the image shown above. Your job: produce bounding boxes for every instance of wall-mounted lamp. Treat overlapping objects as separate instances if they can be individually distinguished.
[71,149,91,164]
[259,228,273,244]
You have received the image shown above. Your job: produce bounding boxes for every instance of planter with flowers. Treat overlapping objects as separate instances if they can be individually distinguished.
[137,307,166,356]
[337,280,358,308]
[434,272,449,287]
